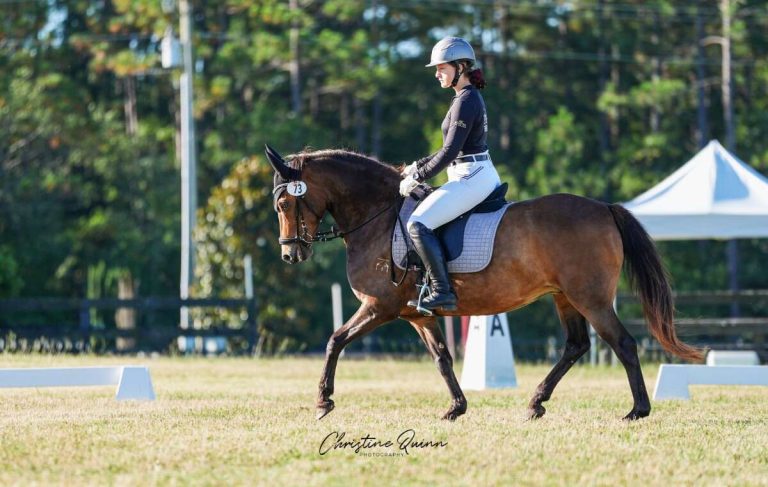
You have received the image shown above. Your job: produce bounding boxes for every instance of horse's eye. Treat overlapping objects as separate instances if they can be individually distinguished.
[278,200,290,212]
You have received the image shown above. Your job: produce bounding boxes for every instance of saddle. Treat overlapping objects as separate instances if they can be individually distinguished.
[392,183,511,274]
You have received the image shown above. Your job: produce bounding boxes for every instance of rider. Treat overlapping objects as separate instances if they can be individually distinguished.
[400,36,501,313]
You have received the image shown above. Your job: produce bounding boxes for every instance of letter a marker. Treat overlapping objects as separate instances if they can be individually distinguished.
[460,314,517,390]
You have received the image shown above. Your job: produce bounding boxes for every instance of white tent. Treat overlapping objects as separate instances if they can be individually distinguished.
[623,140,768,240]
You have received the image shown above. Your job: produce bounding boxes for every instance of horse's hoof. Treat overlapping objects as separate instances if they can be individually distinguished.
[622,408,650,421]
[441,402,467,421]
[526,404,546,420]
[441,409,463,421]
[316,400,335,420]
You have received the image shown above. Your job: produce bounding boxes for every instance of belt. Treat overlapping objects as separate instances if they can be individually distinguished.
[452,153,490,164]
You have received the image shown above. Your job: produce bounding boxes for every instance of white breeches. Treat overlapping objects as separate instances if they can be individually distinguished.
[407,158,501,231]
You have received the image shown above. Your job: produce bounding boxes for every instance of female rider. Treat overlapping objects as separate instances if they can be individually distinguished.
[400,37,501,313]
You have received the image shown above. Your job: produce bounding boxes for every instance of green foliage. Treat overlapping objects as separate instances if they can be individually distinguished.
[526,107,592,197]
[2,1,768,351]
[0,246,23,297]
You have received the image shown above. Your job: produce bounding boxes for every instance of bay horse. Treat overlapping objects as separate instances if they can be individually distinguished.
[265,146,703,421]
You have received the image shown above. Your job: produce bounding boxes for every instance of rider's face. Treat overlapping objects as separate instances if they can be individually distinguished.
[435,63,456,88]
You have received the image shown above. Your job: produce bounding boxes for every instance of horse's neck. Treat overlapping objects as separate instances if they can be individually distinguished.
[332,190,398,249]
[316,159,399,248]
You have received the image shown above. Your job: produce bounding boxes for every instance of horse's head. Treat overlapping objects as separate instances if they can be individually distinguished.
[265,144,330,264]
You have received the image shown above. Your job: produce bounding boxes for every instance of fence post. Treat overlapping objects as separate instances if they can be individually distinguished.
[247,298,258,355]
[244,255,257,355]
[79,299,91,348]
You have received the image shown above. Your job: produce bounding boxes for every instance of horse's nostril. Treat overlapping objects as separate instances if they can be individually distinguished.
[282,254,292,263]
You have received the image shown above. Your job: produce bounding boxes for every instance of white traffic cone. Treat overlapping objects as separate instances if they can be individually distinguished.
[460,313,517,390]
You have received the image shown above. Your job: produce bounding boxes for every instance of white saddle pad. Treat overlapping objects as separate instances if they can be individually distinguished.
[391,197,511,274]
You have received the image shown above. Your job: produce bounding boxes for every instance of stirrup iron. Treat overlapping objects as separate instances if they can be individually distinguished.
[415,279,433,316]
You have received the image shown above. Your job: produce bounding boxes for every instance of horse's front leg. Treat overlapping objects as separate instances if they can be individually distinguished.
[410,317,467,421]
[316,303,392,420]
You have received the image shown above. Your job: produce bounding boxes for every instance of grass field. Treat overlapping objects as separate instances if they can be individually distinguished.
[0,355,766,486]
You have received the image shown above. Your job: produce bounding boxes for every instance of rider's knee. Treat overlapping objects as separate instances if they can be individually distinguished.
[407,219,430,236]
[406,219,422,233]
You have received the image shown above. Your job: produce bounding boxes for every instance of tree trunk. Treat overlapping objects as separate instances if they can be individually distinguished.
[172,87,181,168]
[370,0,381,157]
[354,96,366,152]
[610,43,620,143]
[597,0,612,199]
[371,97,381,158]
[650,12,661,133]
[289,0,302,117]
[340,93,350,131]
[695,0,710,148]
[242,83,254,110]
[719,0,739,316]
[123,76,138,136]
[309,77,319,118]
[496,2,511,151]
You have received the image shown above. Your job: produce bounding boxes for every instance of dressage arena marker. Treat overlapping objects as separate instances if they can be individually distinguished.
[653,364,768,400]
[460,313,517,390]
[705,350,760,366]
[0,366,156,400]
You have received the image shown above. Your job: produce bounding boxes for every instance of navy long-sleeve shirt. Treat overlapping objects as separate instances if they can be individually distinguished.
[416,84,488,180]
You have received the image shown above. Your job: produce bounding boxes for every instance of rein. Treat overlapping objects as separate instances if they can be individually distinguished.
[271,156,410,287]
[310,199,398,243]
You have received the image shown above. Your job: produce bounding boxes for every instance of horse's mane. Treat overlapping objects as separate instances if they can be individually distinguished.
[290,149,401,177]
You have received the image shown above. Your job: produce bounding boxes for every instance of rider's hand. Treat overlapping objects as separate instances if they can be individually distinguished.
[402,162,418,178]
[399,175,419,197]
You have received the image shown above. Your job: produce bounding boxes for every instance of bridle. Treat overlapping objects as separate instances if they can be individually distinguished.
[270,156,409,288]
[273,183,324,246]
[273,182,397,247]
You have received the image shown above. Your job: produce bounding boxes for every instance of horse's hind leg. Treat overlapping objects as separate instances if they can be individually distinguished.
[579,305,651,420]
[527,293,590,420]
[410,317,467,421]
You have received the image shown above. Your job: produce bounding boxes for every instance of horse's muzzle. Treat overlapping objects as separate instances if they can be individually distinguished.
[281,243,312,264]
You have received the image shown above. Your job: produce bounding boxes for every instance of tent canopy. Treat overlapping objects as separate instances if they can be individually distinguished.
[623,140,768,240]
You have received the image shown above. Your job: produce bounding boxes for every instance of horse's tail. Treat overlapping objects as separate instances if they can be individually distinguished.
[607,204,704,362]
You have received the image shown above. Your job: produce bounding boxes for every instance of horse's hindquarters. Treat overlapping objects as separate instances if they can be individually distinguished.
[450,194,624,315]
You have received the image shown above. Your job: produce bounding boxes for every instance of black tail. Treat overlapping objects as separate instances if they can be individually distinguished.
[608,204,704,362]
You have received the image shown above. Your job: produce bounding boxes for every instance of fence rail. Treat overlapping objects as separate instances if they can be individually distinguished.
[615,289,768,361]
[0,297,258,354]
[1,290,766,359]
[616,289,768,305]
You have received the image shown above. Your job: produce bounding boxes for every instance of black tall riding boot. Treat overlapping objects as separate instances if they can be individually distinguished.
[407,222,457,312]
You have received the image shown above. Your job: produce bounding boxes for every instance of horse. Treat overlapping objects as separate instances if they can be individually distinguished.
[265,145,703,422]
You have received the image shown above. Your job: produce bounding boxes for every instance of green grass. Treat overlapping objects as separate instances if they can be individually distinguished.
[0,355,766,486]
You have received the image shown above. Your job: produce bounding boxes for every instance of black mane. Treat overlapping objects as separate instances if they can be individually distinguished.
[292,149,401,177]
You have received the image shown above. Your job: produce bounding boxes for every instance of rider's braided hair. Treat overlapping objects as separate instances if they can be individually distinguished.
[450,59,487,89]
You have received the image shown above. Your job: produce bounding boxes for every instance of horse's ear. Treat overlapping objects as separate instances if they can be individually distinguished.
[265,144,300,181]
